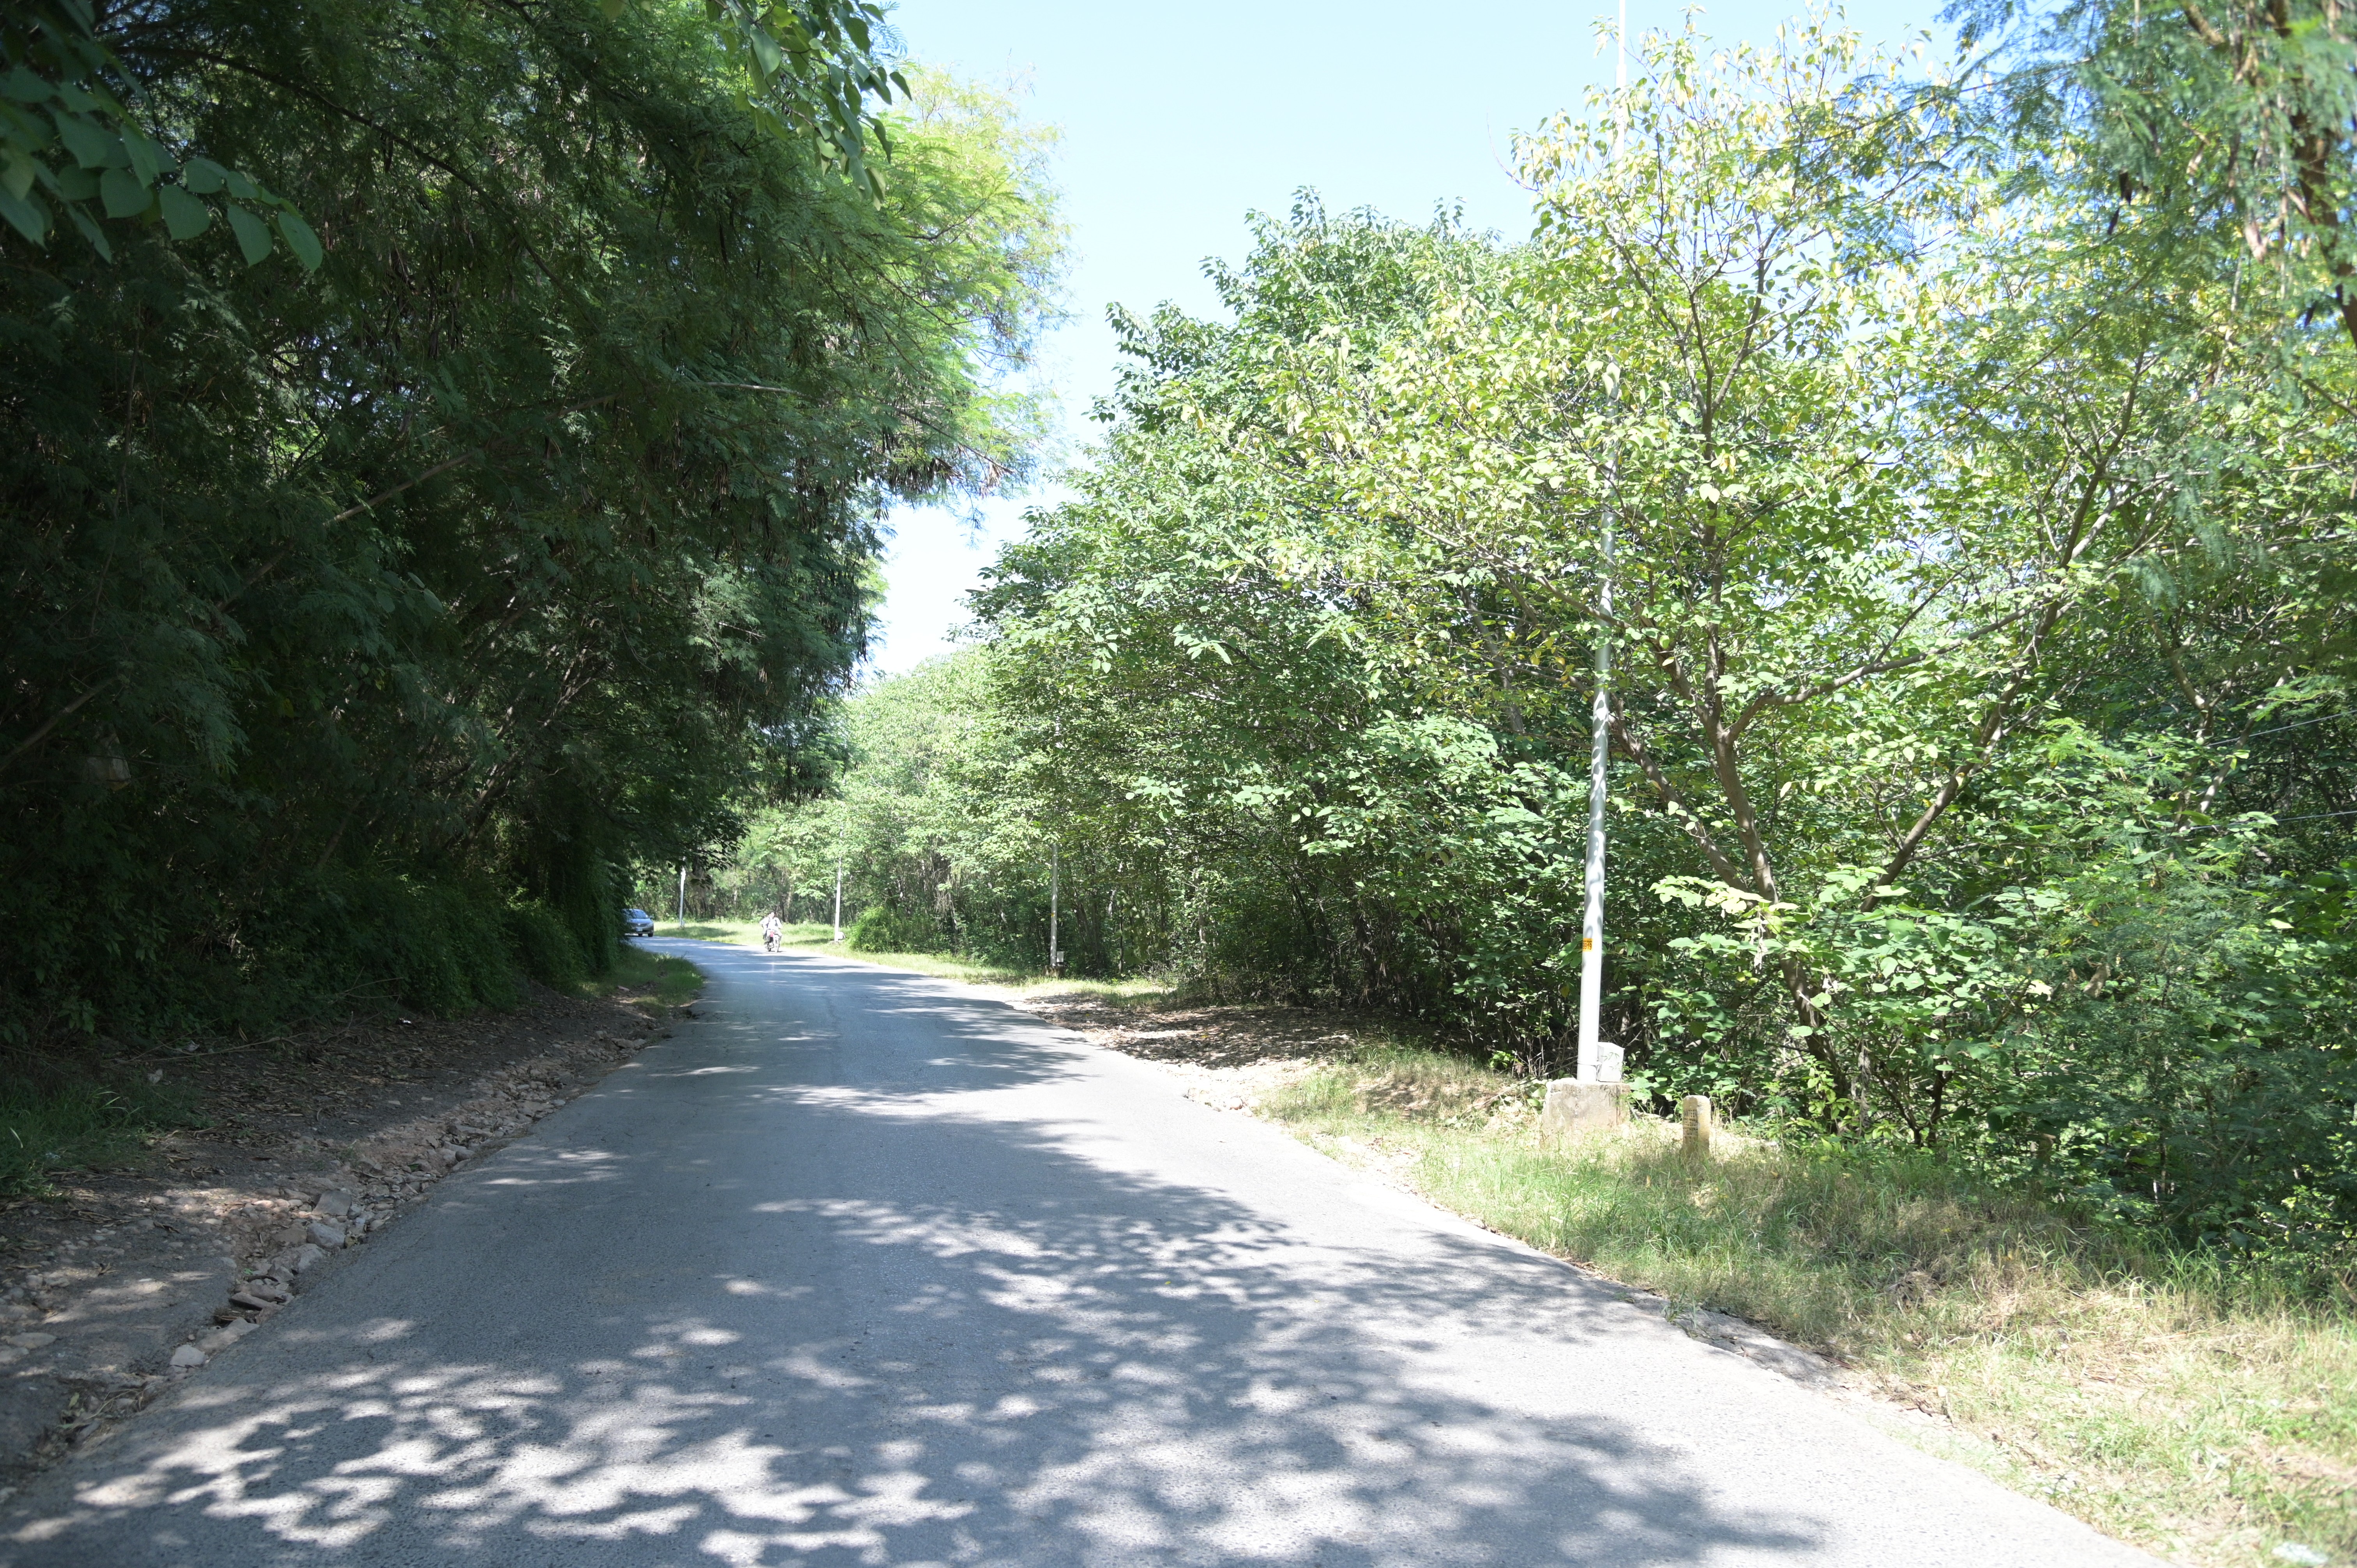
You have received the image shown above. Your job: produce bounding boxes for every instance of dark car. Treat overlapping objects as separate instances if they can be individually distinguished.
[621,908,656,938]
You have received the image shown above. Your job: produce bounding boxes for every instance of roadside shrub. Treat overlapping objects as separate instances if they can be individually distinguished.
[504,900,588,988]
[848,904,951,953]
[248,870,519,1019]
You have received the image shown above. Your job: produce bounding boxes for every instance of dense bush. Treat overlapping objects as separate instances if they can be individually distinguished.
[17,869,599,1040]
[848,904,954,955]
[502,902,590,991]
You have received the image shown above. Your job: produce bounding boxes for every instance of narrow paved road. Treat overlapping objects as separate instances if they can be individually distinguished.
[4,945,2153,1567]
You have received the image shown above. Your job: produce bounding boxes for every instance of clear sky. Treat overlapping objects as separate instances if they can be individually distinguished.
[865,0,1949,673]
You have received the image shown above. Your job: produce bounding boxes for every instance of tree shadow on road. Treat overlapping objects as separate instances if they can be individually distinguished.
[2,959,1834,1568]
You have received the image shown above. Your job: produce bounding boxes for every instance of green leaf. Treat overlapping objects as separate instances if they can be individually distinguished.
[0,185,49,246]
[65,201,111,260]
[223,201,272,264]
[0,148,33,202]
[0,67,54,104]
[99,166,151,219]
[599,0,626,14]
[52,109,113,169]
[122,127,163,187]
[276,207,322,272]
[746,27,784,80]
[158,184,210,240]
[182,158,230,196]
[52,164,98,201]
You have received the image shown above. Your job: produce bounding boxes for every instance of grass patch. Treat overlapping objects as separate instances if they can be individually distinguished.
[1259,1044,2357,1568]
[592,945,704,1010]
[0,1070,208,1195]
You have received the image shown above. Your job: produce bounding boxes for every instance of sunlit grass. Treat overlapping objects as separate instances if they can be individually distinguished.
[592,945,704,1009]
[1259,1045,2357,1568]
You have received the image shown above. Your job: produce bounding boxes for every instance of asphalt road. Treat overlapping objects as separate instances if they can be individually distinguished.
[1,942,2157,1567]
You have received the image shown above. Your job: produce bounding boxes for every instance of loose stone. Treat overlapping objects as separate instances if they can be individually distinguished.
[195,1321,255,1354]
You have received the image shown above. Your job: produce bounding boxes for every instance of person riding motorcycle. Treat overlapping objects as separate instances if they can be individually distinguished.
[760,911,783,953]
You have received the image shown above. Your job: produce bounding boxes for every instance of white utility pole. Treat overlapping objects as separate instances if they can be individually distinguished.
[1047,842,1062,972]
[832,861,844,943]
[677,863,687,930]
[1046,714,1064,974]
[1576,530,1615,1081]
[1574,0,1629,1086]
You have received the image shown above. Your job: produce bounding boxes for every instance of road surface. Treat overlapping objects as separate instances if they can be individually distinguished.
[1,941,2155,1566]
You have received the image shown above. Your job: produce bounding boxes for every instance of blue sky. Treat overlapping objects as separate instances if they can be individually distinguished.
[865,0,1949,673]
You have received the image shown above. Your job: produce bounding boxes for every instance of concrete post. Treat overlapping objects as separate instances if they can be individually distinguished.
[1541,1081,1628,1142]
[1540,1041,1627,1144]
[1682,1094,1714,1158]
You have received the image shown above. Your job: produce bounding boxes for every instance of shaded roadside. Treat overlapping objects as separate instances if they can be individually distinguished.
[0,952,701,1495]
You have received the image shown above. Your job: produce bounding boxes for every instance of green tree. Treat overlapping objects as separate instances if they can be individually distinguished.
[0,2,1060,1040]
[955,25,2353,1252]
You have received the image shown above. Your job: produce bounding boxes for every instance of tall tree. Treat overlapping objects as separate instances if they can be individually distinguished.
[0,2,1059,1039]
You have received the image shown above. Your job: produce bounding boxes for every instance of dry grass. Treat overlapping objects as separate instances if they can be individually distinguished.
[1239,1045,2357,1568]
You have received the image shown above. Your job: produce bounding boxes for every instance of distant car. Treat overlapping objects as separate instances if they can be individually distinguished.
[621,908,656,938]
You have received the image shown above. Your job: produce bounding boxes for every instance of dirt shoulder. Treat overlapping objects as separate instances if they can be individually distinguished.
[1009,989,1380,1095]
[0,976,700,1495]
